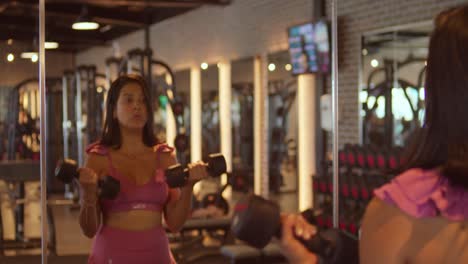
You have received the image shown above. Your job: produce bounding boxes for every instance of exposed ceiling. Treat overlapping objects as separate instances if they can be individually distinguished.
[1,0,231,53]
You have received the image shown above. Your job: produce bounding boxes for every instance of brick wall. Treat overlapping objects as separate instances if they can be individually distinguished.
[328,0,468,145]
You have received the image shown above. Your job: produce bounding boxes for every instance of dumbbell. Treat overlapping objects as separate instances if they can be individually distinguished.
[165,153,227,188]
[231,194,359,264]
[55,159,120,200]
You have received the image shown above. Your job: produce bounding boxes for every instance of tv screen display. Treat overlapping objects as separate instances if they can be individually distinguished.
[288,20,330,75]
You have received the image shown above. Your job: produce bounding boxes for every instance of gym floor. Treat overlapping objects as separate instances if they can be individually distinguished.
[0,180,297,263]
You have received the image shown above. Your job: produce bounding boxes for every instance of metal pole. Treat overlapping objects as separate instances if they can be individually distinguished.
[331,0,340,229]
[76,71,84,166]
[62,76,69,158]
[39,0,48,262]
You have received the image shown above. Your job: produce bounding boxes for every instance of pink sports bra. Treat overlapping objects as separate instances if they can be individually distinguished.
[85,142,181,215]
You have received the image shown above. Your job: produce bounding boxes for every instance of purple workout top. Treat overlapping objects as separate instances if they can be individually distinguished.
[85,142,181,215]
[374,168,468,221]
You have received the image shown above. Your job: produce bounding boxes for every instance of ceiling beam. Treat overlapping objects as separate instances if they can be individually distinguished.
[41,0,230,8]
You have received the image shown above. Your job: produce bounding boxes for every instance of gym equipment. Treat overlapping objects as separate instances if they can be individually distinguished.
[0,161,43,253]
[165,153,227,188]
[191,172,236,216]
[268,79,297,193]
[61,66,108,199]
[55,159,120,200]
[231,194,359,264]
[200,183,230,215]
[362,57,426,147]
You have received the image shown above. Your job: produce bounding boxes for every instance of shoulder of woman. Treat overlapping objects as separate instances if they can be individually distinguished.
[85,152,108,175]
[374,168,450,219]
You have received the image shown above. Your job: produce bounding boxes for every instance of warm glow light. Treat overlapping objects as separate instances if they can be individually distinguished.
[21,52,38,59]
[201,62,208,70]
[31,54,38,63]
[268,63,276,72]
[371,59,379,68]
[45,41,59,49]
[72,21,99,30]
[285,64,292,71]
[7,53,14,62]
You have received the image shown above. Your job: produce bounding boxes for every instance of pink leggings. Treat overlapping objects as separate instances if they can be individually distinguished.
[88,225,176,264]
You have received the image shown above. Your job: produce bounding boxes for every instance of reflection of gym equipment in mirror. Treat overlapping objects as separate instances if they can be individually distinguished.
[361,25,431,148]
[229,79,298,193]
[268,79,297,193]
[231,82,254,192]
[0,77,62,254]
[61,66,109,200]
[362,56,426,148]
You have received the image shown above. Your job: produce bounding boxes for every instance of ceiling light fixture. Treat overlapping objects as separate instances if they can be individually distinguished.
[45,41,59,49]
[7,53,14,62]
[268,63,276,72]
[21,52,38,59]
[31,54,38,63]
[72,6,99,30]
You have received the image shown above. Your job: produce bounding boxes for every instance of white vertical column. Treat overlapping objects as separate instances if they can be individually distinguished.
[254,55,269,198]
[165,74,176,149]
[190,67,202,194]
[298,74,316,211]
[218,61,232,200]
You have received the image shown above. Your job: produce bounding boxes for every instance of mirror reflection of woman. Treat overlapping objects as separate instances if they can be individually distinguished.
[78,74,208,264]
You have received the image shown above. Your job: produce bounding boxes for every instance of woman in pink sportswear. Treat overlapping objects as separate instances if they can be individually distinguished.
[78,74,208,264]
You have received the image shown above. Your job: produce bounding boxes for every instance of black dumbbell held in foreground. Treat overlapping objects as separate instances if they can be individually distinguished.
[231,194,359,264]
[165,153,227,188]
[55,159,121,200]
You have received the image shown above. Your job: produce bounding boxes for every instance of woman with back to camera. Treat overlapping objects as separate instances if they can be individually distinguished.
[78,74,208,264]
[279,5,468,264]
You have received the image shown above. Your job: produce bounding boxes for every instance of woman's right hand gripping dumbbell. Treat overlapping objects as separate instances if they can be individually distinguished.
[78,167,99,206]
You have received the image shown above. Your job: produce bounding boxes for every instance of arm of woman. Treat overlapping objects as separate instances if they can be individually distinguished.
[162,152,207,232]
[359,197,412,264]
[78,154,103,238]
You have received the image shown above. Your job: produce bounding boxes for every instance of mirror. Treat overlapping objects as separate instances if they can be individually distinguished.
[231,57,254,192]
[201,63,220,160]
[267,50,298,212]
[360,22,431,148]
[0,0,45,259]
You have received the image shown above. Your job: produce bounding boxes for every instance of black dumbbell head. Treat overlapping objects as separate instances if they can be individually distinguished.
[206,153,227,177]
[55,159,78,184]
[231,194,281,248]
[99,176,121,200]
[165,164,186,188]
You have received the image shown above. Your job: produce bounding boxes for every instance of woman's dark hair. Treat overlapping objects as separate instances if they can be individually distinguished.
[100,74,157,148]
[403,5,468,188]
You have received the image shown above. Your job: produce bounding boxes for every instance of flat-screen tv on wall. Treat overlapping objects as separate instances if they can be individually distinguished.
[288,20,330,75]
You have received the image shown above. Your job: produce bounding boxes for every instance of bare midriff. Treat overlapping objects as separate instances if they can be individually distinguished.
[105,210,163,231]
